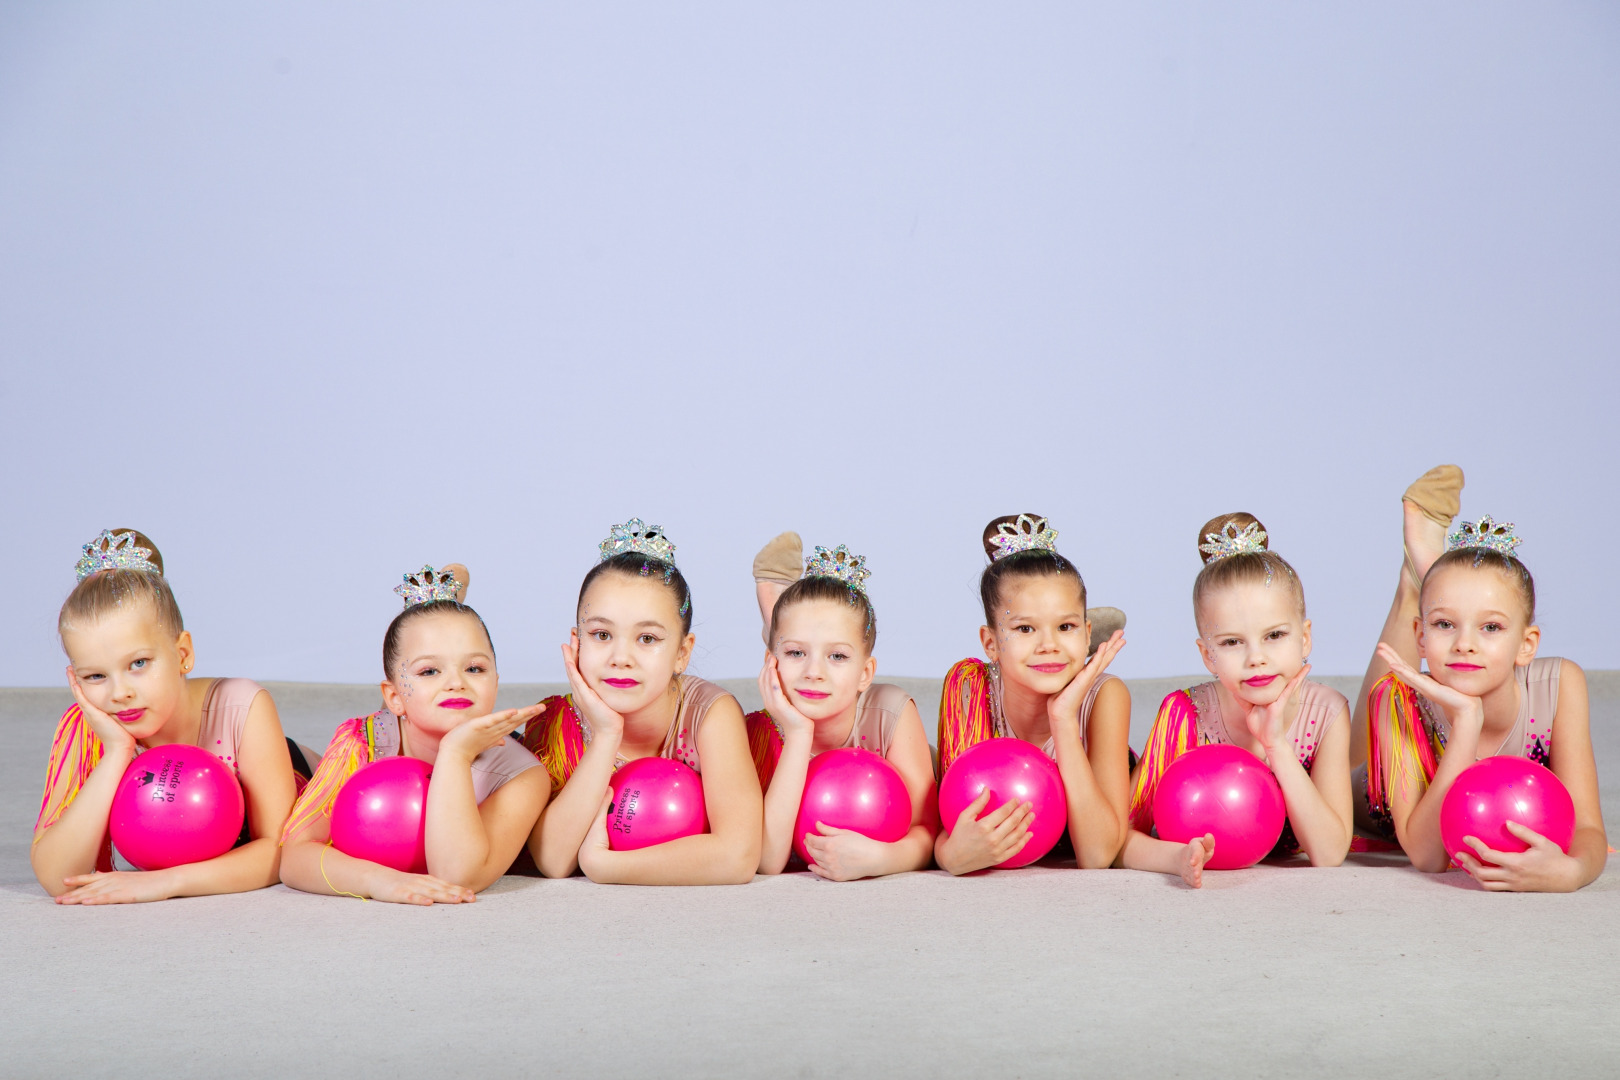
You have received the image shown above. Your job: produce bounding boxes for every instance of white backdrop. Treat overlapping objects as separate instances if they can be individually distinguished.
[2,3,1616,687]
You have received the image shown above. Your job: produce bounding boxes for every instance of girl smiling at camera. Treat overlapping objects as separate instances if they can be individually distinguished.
[1352,466,1605,891]
[933,514,1131,875]
[1123,514,1352,887]
[521,520,762,884]
[34,530,313,903]
[742,537,937,879]
[279,565,545,904]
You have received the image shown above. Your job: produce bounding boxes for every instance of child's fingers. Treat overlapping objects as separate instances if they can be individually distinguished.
[1462,834,1516,866]
[969,792,1014,829]
[1502,820,1553,848]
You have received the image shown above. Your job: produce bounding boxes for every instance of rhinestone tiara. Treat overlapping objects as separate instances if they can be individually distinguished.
[1446,515,1521,557]
[394,565,463,608]
[1199,521,1268,562]
[988,514,1059,562]
[74,530,161,581]
[599,518,677,565]
[803,544,871,595]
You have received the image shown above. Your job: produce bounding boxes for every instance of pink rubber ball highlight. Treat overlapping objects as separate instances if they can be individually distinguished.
[330,756,433,874]
[1152,744,1286,870]
[1439,756,1575,865]
[937,738,1067,869]
[793,747,911,864]
[607,756,708,851]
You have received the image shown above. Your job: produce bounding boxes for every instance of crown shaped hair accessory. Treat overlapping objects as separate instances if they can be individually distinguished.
[394,566,462,608]
[75,530,161,581]
[599,518,677,565]
[988,515,1059,562]
[1199,521,1268,562]
[803,544,871,595]
[1446,515,1521,557]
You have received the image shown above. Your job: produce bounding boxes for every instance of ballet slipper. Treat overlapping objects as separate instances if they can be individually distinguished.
[752,532,804,585]
[1400,465,1463,587]
[1086,607,1125,657]
[1402,465,1464,527]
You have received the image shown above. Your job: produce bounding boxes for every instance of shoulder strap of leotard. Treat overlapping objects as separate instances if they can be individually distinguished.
[1126,689,1201,835]
[937,658,995,778]
[278,713,380,845]
[519,696,586,798]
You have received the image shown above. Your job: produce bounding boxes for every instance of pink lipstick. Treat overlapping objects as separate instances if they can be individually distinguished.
[1243,675,1278,688]
[796,689,831,700]
[115,708,146,724]
[1029,663,1067,674]
[439,698,473,710]
[603,678,638,690]
[1446,663,1485,672]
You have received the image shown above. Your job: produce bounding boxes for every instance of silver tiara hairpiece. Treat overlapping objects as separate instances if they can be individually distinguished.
[803,544,871,595]
[599,518,677,565]
[1446,515,1521,557]
[1199,521,1268,561]
[394,566,462,608]
[989,515,1059,562]
[75,530,161,581]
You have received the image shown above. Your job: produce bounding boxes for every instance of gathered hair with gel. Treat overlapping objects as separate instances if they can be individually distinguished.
[978,513,1086,628]
[58,529,185,641]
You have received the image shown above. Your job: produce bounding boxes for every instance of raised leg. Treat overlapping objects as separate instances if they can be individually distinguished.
[1349,470,1460,767]
[751,532,802,644]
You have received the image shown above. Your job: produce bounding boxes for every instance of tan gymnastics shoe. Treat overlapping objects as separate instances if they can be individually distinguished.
[752,532,804,584]
[1086,607,1125,657]
[1400,465,1464,587]
[1402,465,1465,527]
[441,563,471,604]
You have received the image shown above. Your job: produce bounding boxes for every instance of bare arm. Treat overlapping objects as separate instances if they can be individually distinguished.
[280,811,475,906]
[758,728,812,874]
[423,706,544,890]
[1055,677,1132,868]
[32,730,136,896]
[577,697,763,885]
[1377,646,1486,873]
[1547,663,1609,889]
[757,657,814,875]
[1267,704,1353,867]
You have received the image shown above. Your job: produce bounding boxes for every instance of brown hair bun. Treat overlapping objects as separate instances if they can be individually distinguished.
[1195,511,1269,566]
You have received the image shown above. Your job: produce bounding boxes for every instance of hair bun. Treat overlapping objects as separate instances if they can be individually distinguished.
[981,513,1047,559]
[1195,512,1268,565]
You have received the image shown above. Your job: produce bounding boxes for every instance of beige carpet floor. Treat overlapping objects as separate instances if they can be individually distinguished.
[3,674,1615,1079]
